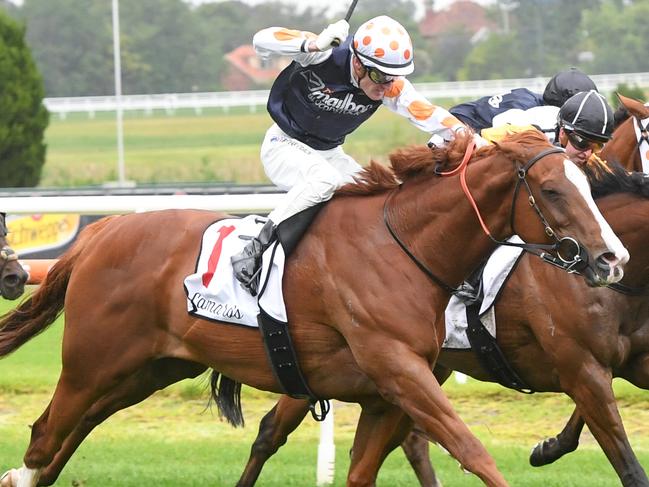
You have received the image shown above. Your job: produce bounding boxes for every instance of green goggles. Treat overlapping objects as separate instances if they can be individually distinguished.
[364,65,397,85]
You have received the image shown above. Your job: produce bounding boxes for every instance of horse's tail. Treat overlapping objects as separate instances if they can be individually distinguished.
[209,370,244,427]
[0,216,116,357]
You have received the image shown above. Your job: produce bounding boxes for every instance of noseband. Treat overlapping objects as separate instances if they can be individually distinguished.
[384,144,587,293]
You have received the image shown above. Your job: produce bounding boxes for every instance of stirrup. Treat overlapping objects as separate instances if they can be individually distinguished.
[237,266,263,297]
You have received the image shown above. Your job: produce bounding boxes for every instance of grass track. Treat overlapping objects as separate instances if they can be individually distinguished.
[1,292,648,486]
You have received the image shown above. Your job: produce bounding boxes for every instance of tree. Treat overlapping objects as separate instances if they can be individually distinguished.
[503,0,599,77]
[459,32,525,80]
[0,9,48,186]
[119,0,206,93]
[423,25,473,81]
[582,0,649,74]
[19,0,115,96]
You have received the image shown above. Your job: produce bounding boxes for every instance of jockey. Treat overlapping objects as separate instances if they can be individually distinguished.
[481,89,614,167]
[232,15,478,296]
[555,89,614,166]
[450,67,597,142]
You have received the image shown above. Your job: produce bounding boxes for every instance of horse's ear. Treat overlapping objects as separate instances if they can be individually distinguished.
[615,92,623,104]
[617,92,642,107]
[616,92,649,118]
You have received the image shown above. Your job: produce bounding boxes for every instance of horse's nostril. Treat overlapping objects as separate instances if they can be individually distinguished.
[598,252,616,267]
[3,273,26,288]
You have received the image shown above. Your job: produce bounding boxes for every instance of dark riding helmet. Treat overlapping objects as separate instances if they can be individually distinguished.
[543,68,598,108]
[558,90,614,143]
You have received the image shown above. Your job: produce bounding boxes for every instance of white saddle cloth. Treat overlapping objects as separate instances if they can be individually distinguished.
[184,215,287,328]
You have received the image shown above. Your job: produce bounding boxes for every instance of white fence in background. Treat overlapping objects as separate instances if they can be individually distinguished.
[44,72,649,118]
[2,193,283,215]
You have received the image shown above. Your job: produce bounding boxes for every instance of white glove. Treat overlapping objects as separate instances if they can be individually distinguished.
[427,134,446,149]
[428,132,489,149]
[315,20,349,51]
[473,133,490,148]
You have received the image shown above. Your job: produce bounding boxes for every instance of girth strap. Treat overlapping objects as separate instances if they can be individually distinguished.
[257,206,330,421]
[465,303,534,394]
[258,308,330,420]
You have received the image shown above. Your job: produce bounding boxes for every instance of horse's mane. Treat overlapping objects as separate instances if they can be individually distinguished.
[338,129,549,196]
[583,160,649,199]
[613,105,630,130]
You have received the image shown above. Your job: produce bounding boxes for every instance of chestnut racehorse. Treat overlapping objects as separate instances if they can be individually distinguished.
[0,213,28,300]
[233,95,649,487]
[0,131,628,487]
[231,139,649,487]
[600,93,649,173]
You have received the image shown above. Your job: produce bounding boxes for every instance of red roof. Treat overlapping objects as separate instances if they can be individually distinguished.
[419,1,496,38]
[224,45,290,86]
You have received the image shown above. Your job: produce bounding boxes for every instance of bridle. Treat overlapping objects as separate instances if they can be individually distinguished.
[383,143,588,293]
[633,115,649,151]
[632,115,649,173]
[0,214,18,278]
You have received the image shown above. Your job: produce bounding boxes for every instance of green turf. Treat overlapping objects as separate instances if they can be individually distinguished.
[1,293,648,486]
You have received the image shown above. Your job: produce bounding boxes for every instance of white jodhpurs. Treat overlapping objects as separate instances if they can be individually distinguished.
[261,124,363,225]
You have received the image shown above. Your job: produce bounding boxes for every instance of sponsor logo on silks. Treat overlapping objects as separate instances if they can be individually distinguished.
[299,70,326,91]
[300,69,373,116]
[307,91,373,115]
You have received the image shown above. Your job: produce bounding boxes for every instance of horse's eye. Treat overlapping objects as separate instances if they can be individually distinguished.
[542,188,561,200]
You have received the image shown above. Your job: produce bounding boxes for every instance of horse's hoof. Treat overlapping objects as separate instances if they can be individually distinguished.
[0,469,18,487]
[530,438,558,466]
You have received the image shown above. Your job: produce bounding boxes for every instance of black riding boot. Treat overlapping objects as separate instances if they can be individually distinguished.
[231,219,277,296]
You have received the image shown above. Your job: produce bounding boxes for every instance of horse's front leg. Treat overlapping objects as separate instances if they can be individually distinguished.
[397,364,455,487]
[345,364,454,487]
[350,337,508,487]
[561,359,649,487]
[529,409,584,467]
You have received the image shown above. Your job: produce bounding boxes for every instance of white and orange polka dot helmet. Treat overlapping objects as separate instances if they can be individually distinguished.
[351,15,414,76]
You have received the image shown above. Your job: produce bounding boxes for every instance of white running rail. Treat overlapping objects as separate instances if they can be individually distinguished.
[44,72,649,118]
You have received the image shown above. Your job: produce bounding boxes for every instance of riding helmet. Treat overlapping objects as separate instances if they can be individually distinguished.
[543,68,598,107]
[558,90,614,142]
[351,16,414,76]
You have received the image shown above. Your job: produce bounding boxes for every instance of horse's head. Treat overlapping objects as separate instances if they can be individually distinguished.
[0,214,28,300]
[493,130,628,287]
[600,93,649,172]
[583,163,649,294]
